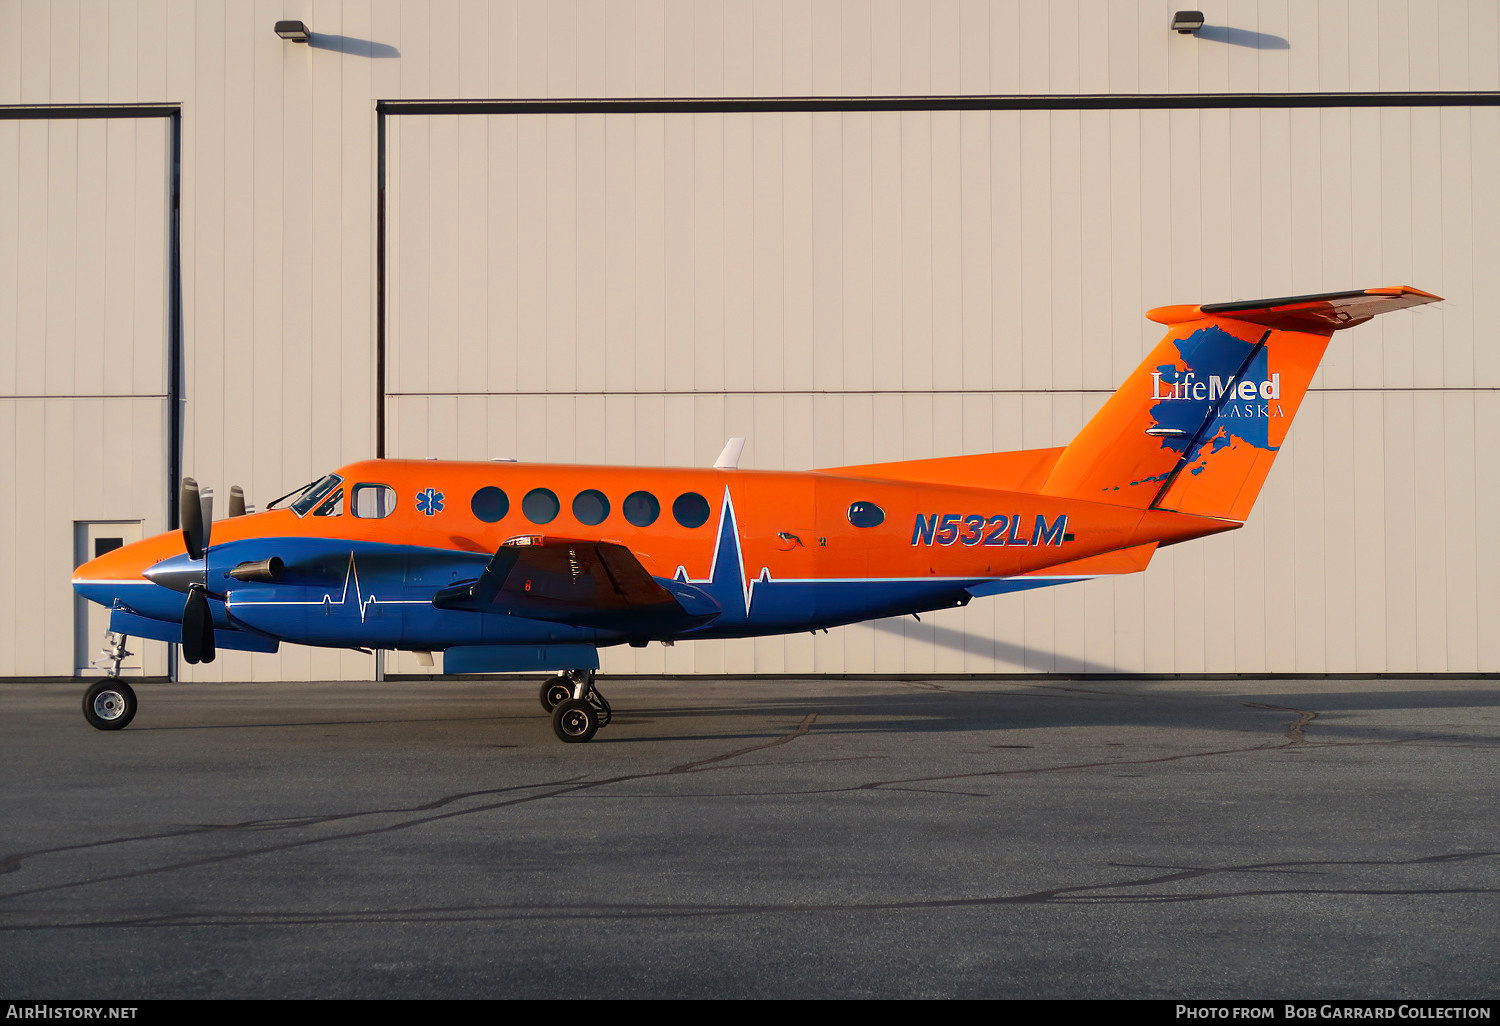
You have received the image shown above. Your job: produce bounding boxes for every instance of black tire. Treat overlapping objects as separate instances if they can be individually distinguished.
[83,678,137,731]
[552,698,599,743]
[541,680,573,712]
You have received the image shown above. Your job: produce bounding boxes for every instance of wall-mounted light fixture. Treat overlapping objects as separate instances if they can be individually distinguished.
[1170,11,1205,34]
[274,20,311,43]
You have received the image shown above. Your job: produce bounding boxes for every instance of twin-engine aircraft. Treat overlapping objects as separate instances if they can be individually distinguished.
[73,286,1440,742]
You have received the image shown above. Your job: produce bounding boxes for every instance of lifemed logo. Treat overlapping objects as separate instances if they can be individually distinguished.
[1151,370,1285,420]
[1152,371,1281,403]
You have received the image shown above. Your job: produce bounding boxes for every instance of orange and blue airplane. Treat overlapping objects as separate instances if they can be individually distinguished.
[72,286,1440,742]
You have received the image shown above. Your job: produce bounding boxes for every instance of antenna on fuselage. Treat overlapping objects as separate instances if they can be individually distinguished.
[714,437,746,470]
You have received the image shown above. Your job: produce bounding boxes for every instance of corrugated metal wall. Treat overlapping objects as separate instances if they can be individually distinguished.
[2,0,1497,677]
[0,115,171,677]
[385,106,1497,675]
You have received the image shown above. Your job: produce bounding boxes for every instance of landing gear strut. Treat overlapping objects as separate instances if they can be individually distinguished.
[93,631,132,677]
[550,669,612,743]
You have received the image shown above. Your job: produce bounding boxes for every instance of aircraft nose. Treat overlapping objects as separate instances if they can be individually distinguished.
[72,531,192,621]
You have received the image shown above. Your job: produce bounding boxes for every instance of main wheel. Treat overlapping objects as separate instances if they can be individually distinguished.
[540,680,573,712]
[552,698,600,743]
[83,678,137,731]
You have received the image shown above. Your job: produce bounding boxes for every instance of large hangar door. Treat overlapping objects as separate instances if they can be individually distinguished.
[0,115,171,677]
[384,106,1499,675]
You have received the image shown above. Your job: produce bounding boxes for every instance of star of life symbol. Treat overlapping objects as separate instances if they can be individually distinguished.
[416,488,444,516]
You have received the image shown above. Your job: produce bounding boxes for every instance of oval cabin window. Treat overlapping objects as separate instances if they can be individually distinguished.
[847,501,885,528]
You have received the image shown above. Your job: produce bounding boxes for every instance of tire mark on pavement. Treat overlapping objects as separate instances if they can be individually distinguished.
[5,851,1494,931]
[0,715,818,903]
[1244,702,1317,744]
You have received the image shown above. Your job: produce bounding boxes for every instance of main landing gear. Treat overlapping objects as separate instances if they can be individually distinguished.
[82,632,137,731]
[546,669,612,744]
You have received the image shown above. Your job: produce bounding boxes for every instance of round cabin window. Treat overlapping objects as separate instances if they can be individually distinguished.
[623,491,660,527]
[672,492,711,529]
[572,489,610,526]
[471,486,509,523]
[522,488,560,525]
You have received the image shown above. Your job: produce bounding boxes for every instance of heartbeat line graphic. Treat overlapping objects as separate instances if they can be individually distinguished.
[224,552,429,623]
[669,488,1094,623]
[673,488,757,619]
[334,552,382,622]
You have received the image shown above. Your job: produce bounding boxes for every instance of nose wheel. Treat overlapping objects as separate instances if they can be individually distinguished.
[548,670,612,743]
[83,678,137,731]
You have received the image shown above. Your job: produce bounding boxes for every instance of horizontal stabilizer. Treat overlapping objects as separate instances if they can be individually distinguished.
[1045,285,1442,522]
[1148,286,1441,334]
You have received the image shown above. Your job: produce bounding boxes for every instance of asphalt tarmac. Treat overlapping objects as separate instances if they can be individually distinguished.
[0,676,1495,999]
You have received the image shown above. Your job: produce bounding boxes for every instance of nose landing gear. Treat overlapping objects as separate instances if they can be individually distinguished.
[82,632,138,731]
[549,669,612,743]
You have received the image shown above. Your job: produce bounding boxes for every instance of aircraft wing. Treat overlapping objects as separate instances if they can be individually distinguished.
[432,537,721,637]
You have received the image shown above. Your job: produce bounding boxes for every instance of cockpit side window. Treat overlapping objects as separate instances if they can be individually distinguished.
[291,474,343,517]
[312,488,344,517]
[353,483,396,519]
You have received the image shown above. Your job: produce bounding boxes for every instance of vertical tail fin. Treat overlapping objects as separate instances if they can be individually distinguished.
[1042,287,1441,522]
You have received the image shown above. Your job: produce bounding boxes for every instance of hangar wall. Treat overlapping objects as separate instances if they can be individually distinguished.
[2,0,1497,679]
[384,106,1497,675]
[0,114,172,678]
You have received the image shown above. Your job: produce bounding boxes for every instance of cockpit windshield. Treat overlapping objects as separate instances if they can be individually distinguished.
[287,474,344,517]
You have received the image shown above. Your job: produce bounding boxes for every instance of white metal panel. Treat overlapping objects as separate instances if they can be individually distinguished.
[391,106,1494,410]
[17,0,1500,109]
[0,397,168,677]
[0,114,171,677]
[387,104,1497,674]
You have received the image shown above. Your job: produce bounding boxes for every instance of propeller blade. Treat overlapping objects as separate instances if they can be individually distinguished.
[228,485,246,518]
[200,613,216,663]
[200,487,213,547]
[181,478,205,560]
[181,586,216,665]
[182,586,206,664]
